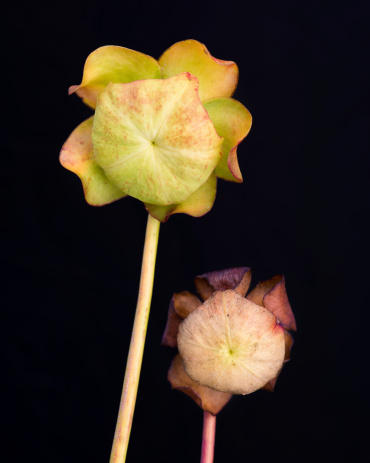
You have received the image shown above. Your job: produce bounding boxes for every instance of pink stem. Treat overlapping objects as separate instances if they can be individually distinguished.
[200,411,216,463]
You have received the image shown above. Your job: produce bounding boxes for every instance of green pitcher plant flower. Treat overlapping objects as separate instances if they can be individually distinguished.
[60,40,252,222]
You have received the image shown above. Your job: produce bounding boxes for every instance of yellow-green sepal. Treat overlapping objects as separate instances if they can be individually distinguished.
[159,40,238,102]
[69,46,161,109]
[59,117,127,206]
[204,98,252,182]
[145,173,217,222]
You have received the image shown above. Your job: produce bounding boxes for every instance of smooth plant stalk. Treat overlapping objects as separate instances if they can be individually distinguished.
[110,214,160,463]
[200,412,217,463]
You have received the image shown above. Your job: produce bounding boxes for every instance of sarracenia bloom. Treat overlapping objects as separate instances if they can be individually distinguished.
[162,267,296,415]
[60,40,252,222]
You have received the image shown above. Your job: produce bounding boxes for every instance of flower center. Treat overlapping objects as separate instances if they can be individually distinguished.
[91,73,223,206]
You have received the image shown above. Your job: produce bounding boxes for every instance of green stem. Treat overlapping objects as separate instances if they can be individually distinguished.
[200,412,216,463]
[110,213,160,463]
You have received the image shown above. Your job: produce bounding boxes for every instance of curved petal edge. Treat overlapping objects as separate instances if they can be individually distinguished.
[159,39,239,102]
[59,117,127,206]
[69,45,161,109]
[145,173,217,222]
[204,98,252,182]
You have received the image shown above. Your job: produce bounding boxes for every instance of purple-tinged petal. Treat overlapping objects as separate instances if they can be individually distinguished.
[263,278,297,331]
[248,276,296,331]
[194,267,252,301]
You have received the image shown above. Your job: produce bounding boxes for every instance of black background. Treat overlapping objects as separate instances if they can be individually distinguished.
[3,0,370,461]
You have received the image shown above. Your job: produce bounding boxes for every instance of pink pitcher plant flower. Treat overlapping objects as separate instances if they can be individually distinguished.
[60,40,252,221]
[162,267,296,415]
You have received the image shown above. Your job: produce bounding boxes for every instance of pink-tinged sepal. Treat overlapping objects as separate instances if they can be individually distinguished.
[168,354,233,415]
[247,275,296,331]
[59,117,127,206]
[263,277,297,331]
[161,291,202,348]
[262,331,294,391]
[161,297,183,349]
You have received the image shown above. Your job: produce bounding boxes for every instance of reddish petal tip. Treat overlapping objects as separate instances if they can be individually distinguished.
[68,85,79,96]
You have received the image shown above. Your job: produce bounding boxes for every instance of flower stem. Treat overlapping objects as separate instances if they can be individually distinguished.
[200,412,217,463]
[110,213,160,463]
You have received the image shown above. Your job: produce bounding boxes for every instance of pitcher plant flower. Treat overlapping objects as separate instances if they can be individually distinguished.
[60,39,252,222]
[60,40,252,463]
[162,267,296,463]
